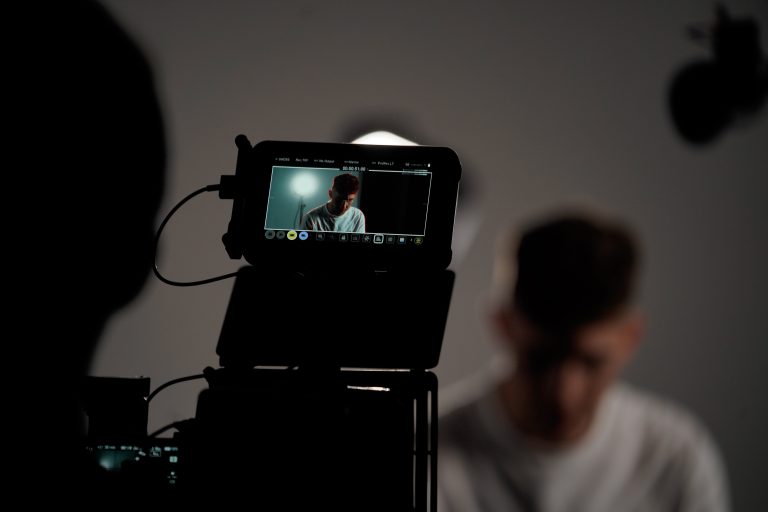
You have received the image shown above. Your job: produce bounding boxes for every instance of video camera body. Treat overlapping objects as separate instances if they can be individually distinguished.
[85,137,462,510]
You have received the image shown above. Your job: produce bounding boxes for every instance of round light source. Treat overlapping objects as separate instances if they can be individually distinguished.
[291,173,317,196]
[351,130,417,146]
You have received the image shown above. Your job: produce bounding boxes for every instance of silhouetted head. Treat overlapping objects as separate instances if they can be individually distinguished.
[25,1,165,368]
[10,0,166,498]
[493,211,643,444]
[16,0,165,435]
[328,173,360,215]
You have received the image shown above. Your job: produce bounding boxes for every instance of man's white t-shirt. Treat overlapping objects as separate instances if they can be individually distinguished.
[438,377,729,512]
[301,203,365,232]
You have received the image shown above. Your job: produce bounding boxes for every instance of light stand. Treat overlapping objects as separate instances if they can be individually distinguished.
[291,173,317,229]
[296,195,306,229]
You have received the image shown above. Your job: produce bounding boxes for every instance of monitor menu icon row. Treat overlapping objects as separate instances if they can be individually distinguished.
[264,230,423,245]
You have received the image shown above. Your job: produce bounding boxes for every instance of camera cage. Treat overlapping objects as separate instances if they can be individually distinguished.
[85,136,461,510]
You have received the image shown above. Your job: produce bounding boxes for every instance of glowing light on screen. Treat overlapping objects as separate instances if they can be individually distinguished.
[351,130,417,146]
[291,173,318,196]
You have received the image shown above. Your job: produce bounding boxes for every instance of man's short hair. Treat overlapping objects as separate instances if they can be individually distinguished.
[333,173,360,196]
[512,212,639,333]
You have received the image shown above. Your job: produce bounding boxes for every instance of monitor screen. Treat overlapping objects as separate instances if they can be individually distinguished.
[227,140,460,272]
[264,160,432,245]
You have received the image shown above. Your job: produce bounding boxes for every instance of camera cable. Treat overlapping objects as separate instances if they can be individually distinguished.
[152,184,240,286]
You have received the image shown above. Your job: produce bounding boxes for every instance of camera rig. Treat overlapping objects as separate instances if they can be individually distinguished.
[84,136,461,510]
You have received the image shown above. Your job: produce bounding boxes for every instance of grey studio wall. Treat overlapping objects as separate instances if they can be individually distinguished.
[94,1,767,509]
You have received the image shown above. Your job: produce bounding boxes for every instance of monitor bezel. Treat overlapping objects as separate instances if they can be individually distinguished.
[236,140,462,272]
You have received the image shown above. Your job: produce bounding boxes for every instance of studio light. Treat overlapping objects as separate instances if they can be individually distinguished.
[292,173,318,229]
[348,126,482,269]
[352,130,418,146]
[669,4,768,145]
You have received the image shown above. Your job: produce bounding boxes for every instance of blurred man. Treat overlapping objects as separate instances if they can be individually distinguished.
[301,172,366,232]
[438,211,729,512]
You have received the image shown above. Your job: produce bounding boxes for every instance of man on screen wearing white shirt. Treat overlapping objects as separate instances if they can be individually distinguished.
[301,173,366,233]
